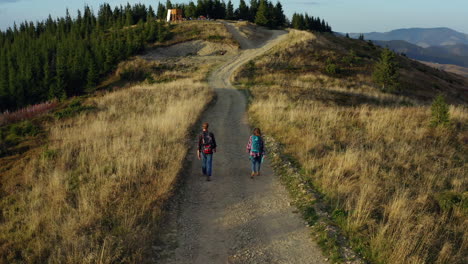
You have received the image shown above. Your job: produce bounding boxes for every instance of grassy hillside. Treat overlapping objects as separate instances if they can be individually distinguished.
[0,21,234,263]
[235,30,467,264]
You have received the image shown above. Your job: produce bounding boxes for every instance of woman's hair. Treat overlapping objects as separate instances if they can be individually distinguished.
[202,122,209,129]
[253,128,262,136]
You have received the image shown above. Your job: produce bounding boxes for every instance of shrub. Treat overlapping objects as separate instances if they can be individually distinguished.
[435,191,463,212]
[55,99,94,119]
[207,35,225,42]
[325,58,339,75]
[246,60,256,84]
[0,101,58,126]
[430,95,450,127]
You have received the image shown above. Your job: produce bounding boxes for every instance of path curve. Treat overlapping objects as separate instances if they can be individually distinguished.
[164,23,327,264]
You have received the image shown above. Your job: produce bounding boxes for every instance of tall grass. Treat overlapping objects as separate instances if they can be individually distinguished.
[238,30,468,264]
[1,78,212,263]
[0,101,58,126]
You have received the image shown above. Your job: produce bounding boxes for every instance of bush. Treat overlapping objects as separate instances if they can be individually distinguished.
[435,191,464,212]
[207,35,225,42]
[325,58,339,75]
[246,60,256,84]
[430,95,450,127]
[342,50,360,66]
[9,121,39,137]
[55,99,94,119]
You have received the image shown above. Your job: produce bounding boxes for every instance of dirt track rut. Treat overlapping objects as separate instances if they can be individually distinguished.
[159,23,327,264]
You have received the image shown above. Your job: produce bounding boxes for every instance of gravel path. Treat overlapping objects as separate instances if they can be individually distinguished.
[156,22,327,264]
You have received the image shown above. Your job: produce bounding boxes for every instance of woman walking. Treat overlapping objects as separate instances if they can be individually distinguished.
[246,128,266,179]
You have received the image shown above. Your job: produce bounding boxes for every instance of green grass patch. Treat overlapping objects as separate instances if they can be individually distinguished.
[207,35,225,41]
[54,99,96,120]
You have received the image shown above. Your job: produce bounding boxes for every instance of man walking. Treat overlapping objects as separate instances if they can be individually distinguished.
[198,122,217,181]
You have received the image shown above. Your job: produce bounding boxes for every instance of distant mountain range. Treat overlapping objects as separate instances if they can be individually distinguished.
[373,40,468,67]
[344,28,468,70]
[348,27,468,48]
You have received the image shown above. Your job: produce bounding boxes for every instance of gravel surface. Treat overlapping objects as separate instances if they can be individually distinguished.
[153,22,328,264]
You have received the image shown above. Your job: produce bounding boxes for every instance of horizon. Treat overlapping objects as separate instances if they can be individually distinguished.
[0,0,467,34]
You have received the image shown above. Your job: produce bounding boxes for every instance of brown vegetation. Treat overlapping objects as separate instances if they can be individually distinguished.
[421,61,468,78]
[235,30,468,264]
[0,56,213,263]
[163,20,239,48]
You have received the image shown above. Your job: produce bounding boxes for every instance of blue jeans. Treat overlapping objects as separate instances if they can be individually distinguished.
[251,156,262,173]
[201,153,213,176]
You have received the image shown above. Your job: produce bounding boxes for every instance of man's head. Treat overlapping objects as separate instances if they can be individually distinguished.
[202,122,209,131]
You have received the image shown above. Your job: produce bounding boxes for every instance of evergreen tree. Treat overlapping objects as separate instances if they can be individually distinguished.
[86,55,99,92]
[157,2,167,20]
[0,3,171,111]
[237,0,249,20]
[147,6,155,21]
[0,49,9,109]
[255,0,269,26]
[226,1,235,20]
[372,48,399,92]
[430,95,450,127]
[273,1,286,28]
[249,0,259,22]
[186,1,197,19]
[166,0,173,9]
[291,13,305,30]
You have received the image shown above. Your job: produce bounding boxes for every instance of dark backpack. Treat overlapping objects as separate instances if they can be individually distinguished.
[202,132,213,154]
[251,135,262,153]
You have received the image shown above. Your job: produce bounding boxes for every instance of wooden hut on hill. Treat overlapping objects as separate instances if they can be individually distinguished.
[166,9,183,22]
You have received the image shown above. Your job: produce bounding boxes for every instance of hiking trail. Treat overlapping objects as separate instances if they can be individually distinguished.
[153,22,328,264]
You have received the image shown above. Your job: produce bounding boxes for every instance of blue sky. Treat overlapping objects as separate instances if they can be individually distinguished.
[0,0,467,33]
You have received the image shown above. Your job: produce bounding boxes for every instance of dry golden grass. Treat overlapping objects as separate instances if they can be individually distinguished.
[238,30,468,264]
[165,20,239,48]
[0,75,212,263]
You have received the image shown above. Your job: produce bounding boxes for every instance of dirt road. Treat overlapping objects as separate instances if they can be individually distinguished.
[157,23,327,264]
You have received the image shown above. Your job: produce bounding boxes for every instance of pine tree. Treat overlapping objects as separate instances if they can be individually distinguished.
[157,2,167,20]
[237,0,249,20]
[0,49,9,110]
[226,1,234,20]
[430,95,450,127]
[186,1,197,19]
[86,57,99,92]
[147,6,155,21]
[166,0,173,9]
[249,0,259,22]
[273,1,286,28]
[51,47,67,100]
[255,0,269,26]
[372,48,399,92]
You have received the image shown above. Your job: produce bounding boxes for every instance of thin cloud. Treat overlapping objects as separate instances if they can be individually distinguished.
[0,0,21,4]
[291,1,322,5]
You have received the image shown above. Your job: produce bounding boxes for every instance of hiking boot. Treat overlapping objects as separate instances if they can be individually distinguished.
[206,176,212,181]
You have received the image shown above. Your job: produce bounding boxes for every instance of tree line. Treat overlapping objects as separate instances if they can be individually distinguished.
[291,13,332,33]
[157,0,286,28]
[0,3,170,112]
[0,1,333,112]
